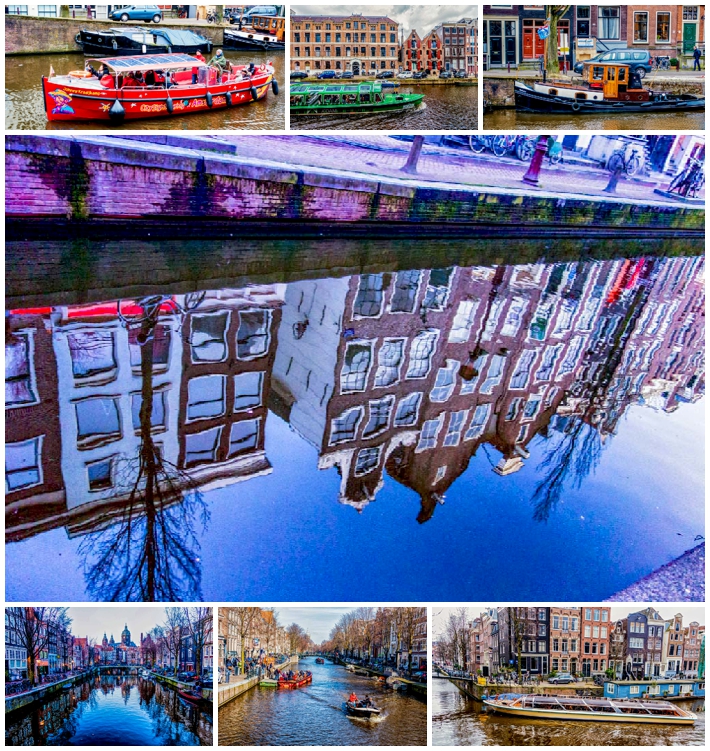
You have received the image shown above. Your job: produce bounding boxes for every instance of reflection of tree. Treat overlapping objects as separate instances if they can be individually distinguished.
[78,295,209,602]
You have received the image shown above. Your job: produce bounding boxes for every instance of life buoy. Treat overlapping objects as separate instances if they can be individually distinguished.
[69,70,93,78]
[259,64,266,71]
[571,101,581,111]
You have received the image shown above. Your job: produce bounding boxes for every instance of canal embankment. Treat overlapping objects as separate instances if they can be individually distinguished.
[149,671,214,704]
[218,655,298,708]
[5,134,703,240]
[436,670,602,701]
[6,670,95,714]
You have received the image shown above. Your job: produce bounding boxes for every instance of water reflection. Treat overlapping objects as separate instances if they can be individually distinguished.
[5,254,704,601]
[5,674,212,746]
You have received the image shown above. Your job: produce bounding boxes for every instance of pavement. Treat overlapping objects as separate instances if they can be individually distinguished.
[606,543,705,602]
[215,134,701,205]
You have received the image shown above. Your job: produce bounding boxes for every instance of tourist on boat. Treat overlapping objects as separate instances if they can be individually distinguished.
[348,692,358,703]
[145,70,156,86]
[693,45,702,71]
[209,49,228,72]
[363,694,372,707]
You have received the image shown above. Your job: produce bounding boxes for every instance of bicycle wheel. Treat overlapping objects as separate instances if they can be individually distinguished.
[516,138,535,161]
[626,154,641,177]
[607,152,624,174]
[549,149,563,165]
[469,135,487,153]
[491,135,510,157]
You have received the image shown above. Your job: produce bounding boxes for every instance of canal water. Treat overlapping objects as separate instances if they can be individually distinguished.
[294,82,477,130]
[219,658,426,746]
[484,107,705,131]
[5,674,212,746]
[5,51,285,130]
[432,676,705,746]
[4,243,705,602]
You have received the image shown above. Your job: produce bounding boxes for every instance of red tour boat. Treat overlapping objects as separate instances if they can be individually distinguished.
[42,52,278,123]
[277,671,312,689]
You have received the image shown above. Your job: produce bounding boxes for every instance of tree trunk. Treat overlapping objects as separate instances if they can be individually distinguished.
[546,12,560,74]
[401,136,425,174]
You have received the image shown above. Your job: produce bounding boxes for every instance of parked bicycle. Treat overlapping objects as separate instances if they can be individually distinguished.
[206,10,218,23]
[653,56,671,71]
[468,135,515,157]
[668,156,705,198]
[516,136,563,165]
[607,144,643,176]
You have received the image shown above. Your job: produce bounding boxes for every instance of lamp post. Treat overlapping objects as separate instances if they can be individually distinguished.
[522,135,549,186]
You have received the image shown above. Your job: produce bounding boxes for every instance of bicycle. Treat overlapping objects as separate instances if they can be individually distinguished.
[653,56,671,71]
[468,134,514,157]
[206,10,218,24]
[607,145,642,176]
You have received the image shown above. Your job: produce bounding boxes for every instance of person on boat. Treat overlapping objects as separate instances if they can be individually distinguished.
[363,694,372,707]
[209,49,228,72]
[145,70,156,86]
[348,692,358,703]
[122,73,139,88]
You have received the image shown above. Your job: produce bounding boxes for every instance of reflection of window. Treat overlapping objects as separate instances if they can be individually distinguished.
[536,344,563,381]
[353,274,385,317]
[87,457,113,491]
[500,297,528,337]
[422,268,453,311]
[330,406,363,444]
[390,270,421,313]
[505,397,524,421]
[481,354,506,394]
[510,349,536,389]
[234,372,264,411]
[394,392,422,427]
[75,397,121,446]
[6,437,43,492]
[131,391,167,431]
[229,418,260,458]
[374,339,404,387]
[559,336,585,375]
[406,330,438,378]
[190,312,229,362]
[6,333,38,407]
[129,324,171,369]
[184,426,222,468]
[187,375,226,421]
[523,396,542,420]
[237,310,271,359]
[417,413,443,451]
[431,359,459,402]
[363,395,395,437]
[341,341,372,392]
[444,410,467,447]
[448,300,478,343]
[354,445,381,475]
[67,330,116,379]
[465,403,490,441]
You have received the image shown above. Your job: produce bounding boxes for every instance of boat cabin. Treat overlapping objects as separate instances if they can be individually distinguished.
[84,53,214,89]
[290,83,387,107]
[604,679,705,700]
[582,61,649,101]
[250,14,285,41]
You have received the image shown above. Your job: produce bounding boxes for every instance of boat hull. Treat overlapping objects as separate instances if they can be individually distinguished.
[223,30,285,51]
[514,82,704,114]
[292,97,423,116]
[345,701,381,718]
[42,72,273,122]
[77,31,212,56]
[483,700,696,725]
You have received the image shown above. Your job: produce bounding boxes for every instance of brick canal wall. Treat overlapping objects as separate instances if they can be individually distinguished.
[218,655,298,707]
[5,15,224,55]
[484,76,705,107]
[5,135,704,237]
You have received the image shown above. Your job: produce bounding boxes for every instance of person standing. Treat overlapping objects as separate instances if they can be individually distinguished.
[693,44,702,71]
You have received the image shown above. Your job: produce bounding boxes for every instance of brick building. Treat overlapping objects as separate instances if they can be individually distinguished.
[550,607,581,675]
[581,606,611,676]
[683,622,704,675]
[498,607,550,675]
[403,29,423,71]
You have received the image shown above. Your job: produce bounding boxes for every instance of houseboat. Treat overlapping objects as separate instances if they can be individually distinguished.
[290,82,423,115]
[76,27,212,56]
[483,694,697,724]
[224,11,285,51]
[604,679,705,702]
[515,61,704,114]
[42,53,277,123]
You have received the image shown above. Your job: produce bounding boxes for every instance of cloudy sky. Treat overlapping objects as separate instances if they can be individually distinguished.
[292,5,477,36]
[67,607,177,641]
[271,607,355,643]
[433,606,706,638]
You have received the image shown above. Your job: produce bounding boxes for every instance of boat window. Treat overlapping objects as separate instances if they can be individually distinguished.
[592,66,604,80]
[575,92,587,99]
[375,93,383,102]
[360,93,371,102]
[606,67,616,81]
[618,67,626,81]
[548,88,558,95]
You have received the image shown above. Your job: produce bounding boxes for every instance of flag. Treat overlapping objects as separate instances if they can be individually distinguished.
[49,65,55,77]
[537,23,550,40]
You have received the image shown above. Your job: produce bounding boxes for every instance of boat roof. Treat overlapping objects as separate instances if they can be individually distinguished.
[86,27,208,43]
[583,60,631,69]
[290,82,383,93]
[88,53,206,72]
[509,695,683,712]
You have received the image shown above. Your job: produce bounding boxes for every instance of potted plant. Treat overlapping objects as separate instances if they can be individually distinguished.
[670,58,680,71]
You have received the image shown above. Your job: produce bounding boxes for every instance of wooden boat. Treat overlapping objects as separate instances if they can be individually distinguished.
[515,61,704,114]
[277,671,312,689]
[483,694,697,725]
[224,13,285,51]
[42,53,277,123]
[290,82,423,115]
[76,27,212,56]
[177,688,205,704]
[345,700,382,718]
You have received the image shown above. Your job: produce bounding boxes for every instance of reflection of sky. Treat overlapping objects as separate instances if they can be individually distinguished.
[5,398,704,602]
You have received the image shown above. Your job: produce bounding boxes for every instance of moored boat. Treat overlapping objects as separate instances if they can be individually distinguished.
[345,700,382,718]
[224,12,285,51]
[483,694,697,724]
[515,62,704,114]
[290,82,423,115]
[260,678,279,687]
[42,53,278,123]
[177,688,205,704]
[76,27,212,56]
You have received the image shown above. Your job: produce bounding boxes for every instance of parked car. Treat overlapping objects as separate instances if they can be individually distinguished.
[109,5,162,23]
[412,71,424,79]
[573,49,652,78]
[340,70,354,79]
[454,70,468,78]
[420,70,430,78]
[549,672,575,684]
[290,70,308,79]
[376,70,395,79]
[397,71,414,79]
[316,70,338,79]
[439,71,454,79]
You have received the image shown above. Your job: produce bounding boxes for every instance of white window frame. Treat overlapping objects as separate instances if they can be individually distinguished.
[186,374,227,423]
[374,338,405,389]
[5,435,44,493]
[416,413,444,452]
[340,340,374,393]
[5,329,40,409]
[633,11,649,43]
[329,406,364,445]
[362,394,395,438]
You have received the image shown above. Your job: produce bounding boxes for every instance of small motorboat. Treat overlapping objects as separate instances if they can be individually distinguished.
[177,688,205,704]
[290,82,423,115]
[345,700,382,718]
[225,11,285,51]
[76,26,212,56]
[315,658,325,664]
[483,694,697,724]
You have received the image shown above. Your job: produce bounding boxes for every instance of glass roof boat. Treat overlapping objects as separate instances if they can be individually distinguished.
[42,53,278,122]
[290,82,423,115]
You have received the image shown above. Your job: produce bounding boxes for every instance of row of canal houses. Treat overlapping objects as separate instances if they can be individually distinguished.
[402,18,478,75]
[482,5,705,69]
[437,606,704,680]
[6,255,705,564]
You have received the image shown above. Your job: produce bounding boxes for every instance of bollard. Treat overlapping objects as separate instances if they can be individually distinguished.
[522,135,549,186]
[507,62,510,74]
[604,164,623,194]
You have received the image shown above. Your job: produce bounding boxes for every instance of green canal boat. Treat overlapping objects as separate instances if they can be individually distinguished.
[290,82,423,116]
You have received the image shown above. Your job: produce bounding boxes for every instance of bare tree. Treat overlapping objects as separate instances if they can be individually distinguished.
[182,607,211,678]
[231,607,262,673]
[6,607,67,685]
[163,608,185,676]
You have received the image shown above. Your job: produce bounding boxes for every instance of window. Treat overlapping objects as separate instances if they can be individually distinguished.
[656,11,670,43]
[422,268,453,311]
[354,445,381,475]
[237,309,270,359]
[187,375,226,421]
[389,270,420,313]
[6,437,43,492]
[594,609,600,621]
[6,332,38,407]
[394,392,422,427]
[572,617,579,631]
[6,6,29,15]
[417,414,444,451]
[576,5,590,37]
[374,339,404,388]
[481,353,506,394]
[465,403,490,441]
[584,625,591,637]
[553,615,560,629]
[510,349,536,389]
[683,7,698,21]
[449,299,479,343]
[599,7,620,39]
[601,611,608,622]
[634,12,648,43]
[329,407,363,444]
[37,5,57,16]
[535,344,562,381]
[406,330,438,379]
[229,419,259,458]
[431,359,459,402]
[184,426,222,468]
[341,341,372,392]
[190,312,229,362]
[75,397,121,446]
[67,330,116,380]
[234,372,263,412]
[131,391,167,431]
[362,395,395,437]
[444,410,467,447]
[129,324,170,370]
[501,296,528,337]
[87,457,113,491]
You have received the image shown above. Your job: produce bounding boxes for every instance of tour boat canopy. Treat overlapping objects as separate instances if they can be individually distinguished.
[88,53,207,72]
